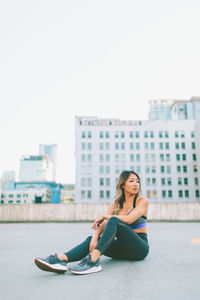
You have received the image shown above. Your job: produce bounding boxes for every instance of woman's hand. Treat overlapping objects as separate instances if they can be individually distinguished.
[91,216,105,229]
[89,236,98,252]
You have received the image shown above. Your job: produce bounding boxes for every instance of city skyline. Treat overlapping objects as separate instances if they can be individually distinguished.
[1,0,200,183]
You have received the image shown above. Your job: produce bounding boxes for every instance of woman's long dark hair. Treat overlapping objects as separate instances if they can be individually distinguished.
[112,170,141,215]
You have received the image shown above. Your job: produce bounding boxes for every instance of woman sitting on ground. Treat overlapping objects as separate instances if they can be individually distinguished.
[34,170,149,275]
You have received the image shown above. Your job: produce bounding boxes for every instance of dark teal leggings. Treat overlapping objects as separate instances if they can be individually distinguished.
[65,217,149,262]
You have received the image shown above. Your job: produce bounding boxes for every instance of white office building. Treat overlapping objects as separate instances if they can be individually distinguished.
[19,155,54,182]
[75,116,200,203]
[1,188,51,204]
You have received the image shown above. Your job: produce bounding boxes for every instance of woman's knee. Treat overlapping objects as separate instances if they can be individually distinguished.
[107,216,122,225]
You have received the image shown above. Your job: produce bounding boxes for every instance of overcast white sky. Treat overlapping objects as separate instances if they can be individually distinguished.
[0,0,200,183]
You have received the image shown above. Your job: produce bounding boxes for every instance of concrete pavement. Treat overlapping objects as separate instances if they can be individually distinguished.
[0,222,199,300]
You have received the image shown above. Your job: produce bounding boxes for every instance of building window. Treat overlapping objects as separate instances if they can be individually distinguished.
[105,166,110,174]
[182,154,186,161]
[165,131,169,138]
[185,190,189,197]
[136,154,140,161]
[175,143,179,149]
[176,154,180,161]
[87,191,92,198]
[159,131,163,138]
[192,142,195,149]
[87,178,92,187]
[144,131,148,138]
[81,131,86,138]
[115,131,119,138]
[121,143,125,150]
[151,154,156,162]
[88,143,92,150]
[105,131,109,138]
[81,143,86,150]
[106,190,110,198]
[99,143,104,150]
[100,191,104,198]
[167,166,171,174]
[193,154,197,161]
[106,154,110,162]
[175,131,179,138]
[87,154,92,162]
[179,190,183,197]
[162,190,166,198]
[194,178,198,185]
[88,131,92,138]
[194,165,198,173]
[196,190,200,198]
[99,178,104,186]
[165,142,169,150]
[129,131,134,138]
[161,178,165,185]
[177,166,181,172]
[136,143,140,150]
[167,178,172,186]
[144,142,148,150]
[180,131,185,138]
[115,143,119,150]
[168,190,173,198]
[178,177,182,185]
[191,131,195,138]
[121,131,125,138]
[8,194,14,198]
[160,154,164,161]
[81,154,85,162]
[99,166,104,174]
[153,190,157,198]
[152,166,156,173]
[145,166,150,174]
[159,143,163,150]
[136,166,141,173]
[105,143,110,150]
[146,178,150,186]
[81,191,85,199]
[145,154,149,162]
[160,166,165,173]
[130,143,134,150]
[106,178,110,186]
[130,154,134,162]
[99,131,103,138]
[81,178,86,187]
[135,131,140,138]
[181,142,185,149]
[183,166,187,173]
[184,178,188,185]
[166,154,170,161]
[146,190,151,198]
[152,178,156,186]
[150,143,155,150]
[150,131,154,138]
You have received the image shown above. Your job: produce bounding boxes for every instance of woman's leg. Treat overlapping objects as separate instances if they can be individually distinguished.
[95,217,149,261]
[63,236,92,262]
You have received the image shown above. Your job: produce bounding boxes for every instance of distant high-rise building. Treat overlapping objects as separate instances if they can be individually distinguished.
[39,144,57,181]
[0,170,16,191]
[148,100,173,120]
[149,97,200,121]
[19,155,54,182]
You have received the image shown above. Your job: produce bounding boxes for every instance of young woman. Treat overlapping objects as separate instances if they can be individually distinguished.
[34,170,149,275]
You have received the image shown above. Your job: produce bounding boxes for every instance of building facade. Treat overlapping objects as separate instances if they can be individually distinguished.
[75,116,200,203]
[39,144,57,181]
[1,188,51,204]
[19,155,54,182]
[149,97,200,121]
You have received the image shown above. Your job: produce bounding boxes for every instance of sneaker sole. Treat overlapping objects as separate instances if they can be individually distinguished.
[34,258,67,274]
[68,265,102,275]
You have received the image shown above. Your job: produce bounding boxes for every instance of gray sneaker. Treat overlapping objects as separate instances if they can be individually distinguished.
[68,253,102,275]
[34,254,67,274]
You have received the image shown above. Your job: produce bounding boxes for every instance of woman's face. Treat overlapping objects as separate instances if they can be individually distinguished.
[123,173,140,195]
